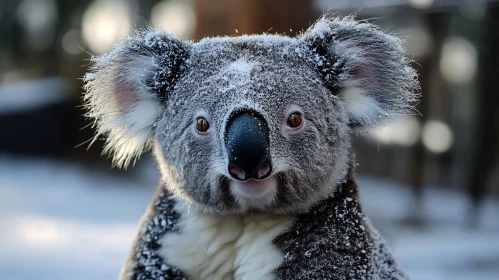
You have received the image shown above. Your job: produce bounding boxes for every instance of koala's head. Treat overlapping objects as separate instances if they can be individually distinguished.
[84,16,419,214]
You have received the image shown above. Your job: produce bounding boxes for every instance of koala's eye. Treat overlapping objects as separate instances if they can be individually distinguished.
[287,112,303,128]
[195,117,210,133]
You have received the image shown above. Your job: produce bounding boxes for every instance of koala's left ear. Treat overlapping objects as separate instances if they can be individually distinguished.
[83,29,190,168]
[301,16,420,127]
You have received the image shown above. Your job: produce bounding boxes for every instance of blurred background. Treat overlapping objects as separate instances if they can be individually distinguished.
[0,0,498,279]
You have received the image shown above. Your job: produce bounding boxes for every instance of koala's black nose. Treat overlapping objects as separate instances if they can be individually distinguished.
[226,111,272,181]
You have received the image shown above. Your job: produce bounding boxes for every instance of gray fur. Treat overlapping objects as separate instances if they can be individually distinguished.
[303,15,420,127]
[84,15,419,279]
[273,168,408,280]
[153,34,352,214]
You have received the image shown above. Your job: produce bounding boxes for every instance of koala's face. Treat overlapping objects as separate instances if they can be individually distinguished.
[155,38,351,214]
[84,16,419,215]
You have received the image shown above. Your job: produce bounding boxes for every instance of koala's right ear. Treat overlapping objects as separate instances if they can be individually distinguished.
[83,29,190,168]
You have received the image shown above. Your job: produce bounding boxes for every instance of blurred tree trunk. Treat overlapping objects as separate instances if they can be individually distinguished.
[406,13,444,224]
[467,7,499,224]
[194,0,314,39]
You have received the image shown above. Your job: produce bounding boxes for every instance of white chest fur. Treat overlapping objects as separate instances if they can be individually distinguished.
[159,201,294,280]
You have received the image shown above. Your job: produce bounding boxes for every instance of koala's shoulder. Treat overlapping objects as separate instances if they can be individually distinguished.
[121,188,186,280]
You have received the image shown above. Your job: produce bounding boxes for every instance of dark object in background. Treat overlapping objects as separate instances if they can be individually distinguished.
[0,78,69,156]
[467,9,499,223]
[0,77,99,159]
[194,0,313,39]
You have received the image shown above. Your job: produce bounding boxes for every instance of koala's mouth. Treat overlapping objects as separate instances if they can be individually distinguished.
[229,175,278,199]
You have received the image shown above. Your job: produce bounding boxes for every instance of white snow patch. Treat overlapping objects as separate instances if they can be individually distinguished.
[310,22,331,39]
[85,73,96,80]
[0,155,158,280]
[228,59,253,74]
[197,34,295,47]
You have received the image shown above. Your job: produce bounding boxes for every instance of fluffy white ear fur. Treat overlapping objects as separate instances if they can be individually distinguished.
[84,54,160,168]
[84,29,188,168]
[340,85,386,126]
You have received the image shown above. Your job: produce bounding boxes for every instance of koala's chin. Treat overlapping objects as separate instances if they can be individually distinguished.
[229,176,279,210]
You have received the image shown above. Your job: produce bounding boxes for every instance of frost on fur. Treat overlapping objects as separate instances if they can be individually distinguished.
[301,15,420,127]
[83,29,190,168]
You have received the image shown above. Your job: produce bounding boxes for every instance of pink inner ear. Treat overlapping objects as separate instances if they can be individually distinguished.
[350,60,379,91]
[342,40,381,88]
[114,80,139,112]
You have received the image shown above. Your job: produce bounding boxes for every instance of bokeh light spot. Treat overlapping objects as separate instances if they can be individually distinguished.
[82,0,132,54]
[17,216,69,246]
[409,0,434,9]
[440,37,477,85]
[364,117,421,147]
[422,120,454,153]
[150,0,196,40]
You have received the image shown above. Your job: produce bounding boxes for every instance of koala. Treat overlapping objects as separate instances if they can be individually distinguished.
[84,15,419,280]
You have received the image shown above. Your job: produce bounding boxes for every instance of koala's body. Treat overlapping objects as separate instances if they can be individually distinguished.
[84,16,419,280]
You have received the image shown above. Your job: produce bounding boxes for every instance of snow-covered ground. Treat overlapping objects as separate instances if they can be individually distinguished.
[0,155,498,280]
